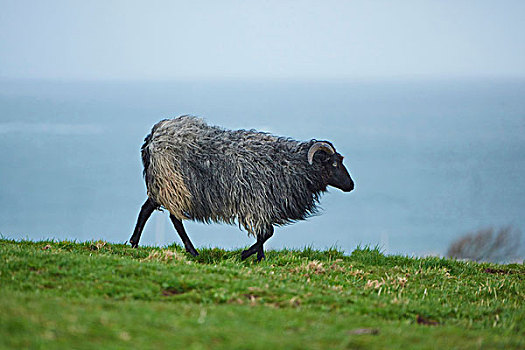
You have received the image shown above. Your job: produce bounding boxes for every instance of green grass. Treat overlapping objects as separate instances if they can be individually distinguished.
[0,239,523,349]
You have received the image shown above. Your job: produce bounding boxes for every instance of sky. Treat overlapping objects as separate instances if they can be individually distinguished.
[1,0,525,80]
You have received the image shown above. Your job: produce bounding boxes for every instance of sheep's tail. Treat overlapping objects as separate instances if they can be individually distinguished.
[141,119,168,182]
[141,120,193,219]
[141,131,153,180]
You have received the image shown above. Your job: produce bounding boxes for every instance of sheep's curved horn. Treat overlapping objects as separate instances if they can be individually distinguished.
[308,142,335,165]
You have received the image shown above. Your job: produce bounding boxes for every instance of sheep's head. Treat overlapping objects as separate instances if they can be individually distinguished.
[308,141,354,192]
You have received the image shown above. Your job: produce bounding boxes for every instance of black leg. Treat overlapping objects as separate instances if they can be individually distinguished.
[169,214,199,257]
[130,198,157,248]
[241,226,274,262]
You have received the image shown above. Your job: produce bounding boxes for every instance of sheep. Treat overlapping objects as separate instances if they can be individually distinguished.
[130,116,354,261]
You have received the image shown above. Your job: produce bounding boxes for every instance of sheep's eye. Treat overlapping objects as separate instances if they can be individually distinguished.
[332,161,338,167]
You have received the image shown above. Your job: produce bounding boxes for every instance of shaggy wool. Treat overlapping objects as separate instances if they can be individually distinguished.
[142,116,333,237]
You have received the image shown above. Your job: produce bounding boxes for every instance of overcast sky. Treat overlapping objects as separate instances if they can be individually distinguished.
[1,0,524,80]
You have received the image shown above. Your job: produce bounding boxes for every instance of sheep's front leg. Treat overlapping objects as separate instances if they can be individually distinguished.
[241,226,274,262]
[169,214,199,257]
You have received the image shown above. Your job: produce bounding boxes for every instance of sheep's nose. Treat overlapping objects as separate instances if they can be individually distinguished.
[344,180,355,192]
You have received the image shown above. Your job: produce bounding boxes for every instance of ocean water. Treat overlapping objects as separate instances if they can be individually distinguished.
[0,78,524,257]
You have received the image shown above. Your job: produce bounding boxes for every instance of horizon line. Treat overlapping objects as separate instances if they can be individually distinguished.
[1,74,525,84]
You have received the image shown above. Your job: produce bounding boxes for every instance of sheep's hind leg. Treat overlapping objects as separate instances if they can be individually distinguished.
[130,198,156,248]
[169,214,199,257]
[241,227,274,262]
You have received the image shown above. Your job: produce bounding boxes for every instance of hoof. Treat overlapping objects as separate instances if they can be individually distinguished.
[241,249,253,261]
[186,247,199,257]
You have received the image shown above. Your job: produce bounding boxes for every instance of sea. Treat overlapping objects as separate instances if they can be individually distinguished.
[1,78,524,258]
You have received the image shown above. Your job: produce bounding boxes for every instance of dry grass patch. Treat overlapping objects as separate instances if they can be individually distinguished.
[141,249,189,263]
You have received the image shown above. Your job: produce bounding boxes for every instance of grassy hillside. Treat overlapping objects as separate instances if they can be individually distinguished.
[0,239,523,349]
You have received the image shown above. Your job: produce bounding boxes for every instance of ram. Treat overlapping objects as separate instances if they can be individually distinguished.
[130,116,354,261]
